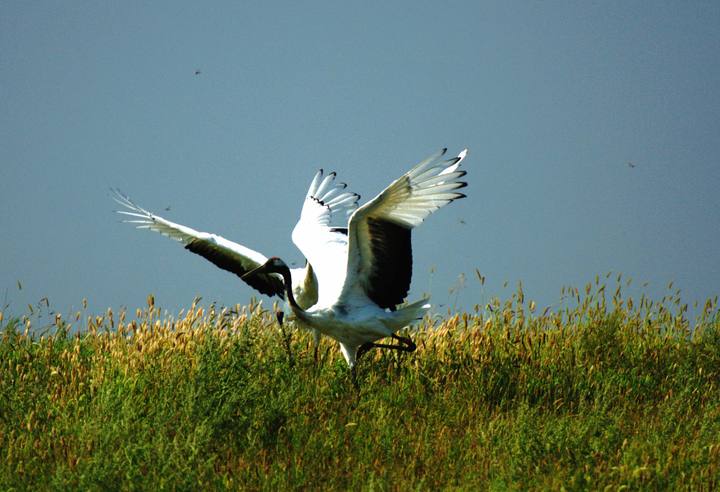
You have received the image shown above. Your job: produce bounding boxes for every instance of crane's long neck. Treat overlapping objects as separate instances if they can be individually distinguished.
[276,264,310,322]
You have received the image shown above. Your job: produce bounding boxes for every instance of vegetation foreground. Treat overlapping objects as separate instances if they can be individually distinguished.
[1,280,719,490]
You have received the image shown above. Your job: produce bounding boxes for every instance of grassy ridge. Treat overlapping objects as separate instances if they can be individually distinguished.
[1,283,719,490]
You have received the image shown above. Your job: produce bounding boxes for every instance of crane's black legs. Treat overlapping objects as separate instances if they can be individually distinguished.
[275,311,294,368]
[352,334,416,390]
[274,311,324,368]
[356,334,416,361]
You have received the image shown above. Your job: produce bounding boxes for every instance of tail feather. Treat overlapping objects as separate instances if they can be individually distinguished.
[389,297,431,331]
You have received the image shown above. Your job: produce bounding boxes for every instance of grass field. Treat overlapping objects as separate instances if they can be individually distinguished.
[1,279,719,490]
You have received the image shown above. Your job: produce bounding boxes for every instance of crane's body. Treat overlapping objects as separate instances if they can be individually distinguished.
[291,291,430,367]
[114,147,468,370]
[245,148,468,368]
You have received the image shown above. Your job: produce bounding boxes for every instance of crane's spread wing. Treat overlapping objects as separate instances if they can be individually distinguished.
[292,169,361,306]
[296,168,360,228]
[339,148,468,309]
[111,188,285,298]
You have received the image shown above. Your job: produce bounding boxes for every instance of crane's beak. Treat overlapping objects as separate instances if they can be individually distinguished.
[241,262,270,281]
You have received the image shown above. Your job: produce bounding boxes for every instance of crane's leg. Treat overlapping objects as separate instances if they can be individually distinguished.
[391,334,417,352]
[312,329,321,365]
[355,342,375,361]
[355,334,416,361]
[276,313,294,368]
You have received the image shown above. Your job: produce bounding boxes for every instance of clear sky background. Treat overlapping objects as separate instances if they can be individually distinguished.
[2,2,719,321]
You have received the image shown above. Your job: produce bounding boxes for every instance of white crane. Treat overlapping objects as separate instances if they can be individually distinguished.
[243,148,468,369]
[111,169,360,324]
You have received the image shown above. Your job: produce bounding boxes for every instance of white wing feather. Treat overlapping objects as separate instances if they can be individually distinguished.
[112,189,265,261]
[337,148,468,306]
[292,169,361,306]
[111,188,288,299]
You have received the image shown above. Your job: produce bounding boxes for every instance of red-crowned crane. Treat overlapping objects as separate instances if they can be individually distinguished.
[243,148,468,370]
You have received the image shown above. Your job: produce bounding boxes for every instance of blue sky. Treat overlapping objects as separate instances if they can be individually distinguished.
[2,2,719,320]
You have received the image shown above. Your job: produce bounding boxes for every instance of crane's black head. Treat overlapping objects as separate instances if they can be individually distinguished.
[242,256,289,280]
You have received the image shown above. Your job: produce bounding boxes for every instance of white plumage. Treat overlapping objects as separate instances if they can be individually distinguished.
[111,168,359,315]
[244,148,468,368]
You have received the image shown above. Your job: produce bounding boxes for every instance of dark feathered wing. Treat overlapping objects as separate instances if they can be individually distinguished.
[111,188,285,298]
[338,148,468,309]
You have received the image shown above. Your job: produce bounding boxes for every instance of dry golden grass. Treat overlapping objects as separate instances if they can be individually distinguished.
[1,281,719,489]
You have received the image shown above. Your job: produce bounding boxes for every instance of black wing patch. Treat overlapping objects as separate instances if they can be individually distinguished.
[184,239,285,298]
[329,227,349,235]
[365,217,412,311]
